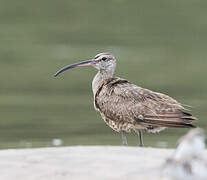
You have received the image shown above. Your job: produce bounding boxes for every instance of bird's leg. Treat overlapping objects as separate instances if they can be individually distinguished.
[121,131,128,146]
[137,130,144,147]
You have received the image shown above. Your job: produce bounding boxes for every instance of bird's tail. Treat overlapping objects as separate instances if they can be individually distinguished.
[136,111,196,128]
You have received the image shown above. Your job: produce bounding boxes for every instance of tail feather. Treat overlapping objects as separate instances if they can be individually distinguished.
[136,110,196,128]
[141,119,196,128]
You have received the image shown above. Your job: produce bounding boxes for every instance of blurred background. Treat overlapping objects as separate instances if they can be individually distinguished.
[0,0,206,149]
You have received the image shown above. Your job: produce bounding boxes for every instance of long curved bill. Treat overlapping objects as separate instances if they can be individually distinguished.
[54,59,96,77]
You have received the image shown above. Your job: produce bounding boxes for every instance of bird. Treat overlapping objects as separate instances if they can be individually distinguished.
[163,128,207,180]
[54,52,196,146]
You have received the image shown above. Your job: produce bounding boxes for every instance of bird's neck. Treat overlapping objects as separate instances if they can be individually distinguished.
[92,69,115,96]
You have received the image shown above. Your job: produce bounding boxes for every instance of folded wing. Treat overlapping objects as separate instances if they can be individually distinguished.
[95,78,196,129]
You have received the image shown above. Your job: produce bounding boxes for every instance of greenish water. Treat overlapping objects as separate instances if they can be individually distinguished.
[0,0,206,149]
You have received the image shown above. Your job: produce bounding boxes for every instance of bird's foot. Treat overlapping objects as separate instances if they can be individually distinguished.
[139,142,144,147]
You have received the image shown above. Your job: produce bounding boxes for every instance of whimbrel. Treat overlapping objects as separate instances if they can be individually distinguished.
[54,53,196,146]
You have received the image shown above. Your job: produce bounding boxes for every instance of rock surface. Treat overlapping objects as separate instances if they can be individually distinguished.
[0,146,179,180]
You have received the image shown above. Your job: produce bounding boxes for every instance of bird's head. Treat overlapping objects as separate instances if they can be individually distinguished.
[93,52,116,71]
[54,52,116,77]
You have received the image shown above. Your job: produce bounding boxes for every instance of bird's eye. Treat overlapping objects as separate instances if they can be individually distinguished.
[102,57,107,61]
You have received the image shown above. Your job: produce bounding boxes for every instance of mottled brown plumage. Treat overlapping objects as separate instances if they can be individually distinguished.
[54,52,196,146]
[95,77,195,134]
